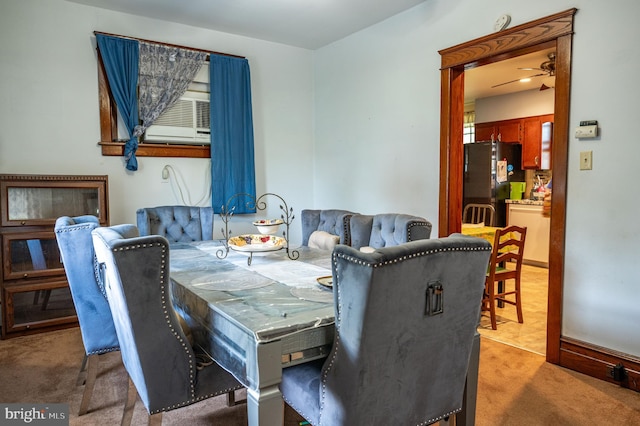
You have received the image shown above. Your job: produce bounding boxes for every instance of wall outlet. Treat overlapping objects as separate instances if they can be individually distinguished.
[579,151,592,170]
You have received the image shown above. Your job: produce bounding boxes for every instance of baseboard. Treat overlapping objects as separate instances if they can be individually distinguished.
[559,336,640,392]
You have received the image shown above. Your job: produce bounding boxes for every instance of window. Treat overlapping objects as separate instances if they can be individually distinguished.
[97,34,248,159]
[463,111,475,144]
[143,63,211,145]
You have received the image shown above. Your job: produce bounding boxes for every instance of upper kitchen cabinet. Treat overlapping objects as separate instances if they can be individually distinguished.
[475,118,522,143]
[522,114,554,169]
[475,122,496,142]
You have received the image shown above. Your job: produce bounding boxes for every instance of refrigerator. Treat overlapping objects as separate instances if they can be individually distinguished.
[463,141,524,227]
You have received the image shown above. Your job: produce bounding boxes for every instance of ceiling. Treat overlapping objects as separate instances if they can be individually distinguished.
[67,0,553,101]
[465,48,556,103]
[66,0,426,50]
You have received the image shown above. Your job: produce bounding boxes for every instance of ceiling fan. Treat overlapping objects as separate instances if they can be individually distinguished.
[491,52,556,89]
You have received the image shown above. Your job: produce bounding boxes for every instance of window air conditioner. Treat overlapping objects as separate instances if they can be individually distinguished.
[144,95,210,144]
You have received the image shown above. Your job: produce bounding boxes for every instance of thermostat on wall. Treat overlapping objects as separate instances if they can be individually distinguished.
[575,120,598,139]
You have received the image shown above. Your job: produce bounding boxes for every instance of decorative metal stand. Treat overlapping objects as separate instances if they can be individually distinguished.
[216,192,299,265]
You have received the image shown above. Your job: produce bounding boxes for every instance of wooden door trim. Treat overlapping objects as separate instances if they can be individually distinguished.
[438,8,576,364]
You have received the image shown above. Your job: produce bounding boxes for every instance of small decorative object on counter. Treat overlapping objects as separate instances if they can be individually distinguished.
[542,178,552,217]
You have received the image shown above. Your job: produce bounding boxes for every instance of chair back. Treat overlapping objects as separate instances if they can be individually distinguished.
[136,206,214,242]
[300,209,355,246]
[463,203,496,226]
[349,213,432,249]
[319,235,491,425]
[54,215,119,355]
[91,225,239,414]
[92,225,195,413]
[487,225,527,280]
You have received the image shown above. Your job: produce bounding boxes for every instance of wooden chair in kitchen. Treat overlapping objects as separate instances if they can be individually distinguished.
[463,203,496,226]
[482,225,527,330]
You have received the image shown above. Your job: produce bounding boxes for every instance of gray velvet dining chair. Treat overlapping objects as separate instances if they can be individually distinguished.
[136,205,214,242]
[348,212,432,250]
[54,215,119,416]
[300,209,356,248]
[91,224,243,426]
[280,234,492,426]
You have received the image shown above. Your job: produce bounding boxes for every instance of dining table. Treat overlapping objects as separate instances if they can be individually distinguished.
[169,240,478,426]
[461,223,502,244]
[169,241,335,425]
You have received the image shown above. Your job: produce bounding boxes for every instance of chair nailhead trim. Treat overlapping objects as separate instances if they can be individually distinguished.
[335,245,490,268]
[113,241,221,414]
[418,408,461,425]
[406,221,432,241]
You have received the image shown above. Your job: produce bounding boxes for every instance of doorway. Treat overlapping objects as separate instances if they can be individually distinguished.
[465,49,554,355]
[438,9,576,364]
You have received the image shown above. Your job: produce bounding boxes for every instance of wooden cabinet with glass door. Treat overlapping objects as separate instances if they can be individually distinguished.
[0,174,109,339]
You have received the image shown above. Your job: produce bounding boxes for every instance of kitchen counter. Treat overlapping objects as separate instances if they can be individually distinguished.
[506,199,544,206]
[507,203,549,267]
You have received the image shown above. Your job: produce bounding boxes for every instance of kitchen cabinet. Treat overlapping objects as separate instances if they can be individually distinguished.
[507,202,549,267]
[477,114,554,169]
[522,114,554,169]
[475,118,522,143]
[0,174,109,339]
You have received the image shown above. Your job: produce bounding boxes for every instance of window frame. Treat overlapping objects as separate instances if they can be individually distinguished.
[97,50,211,159]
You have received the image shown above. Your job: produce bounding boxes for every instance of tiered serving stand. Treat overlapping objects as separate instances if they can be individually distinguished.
[216,192,299,265]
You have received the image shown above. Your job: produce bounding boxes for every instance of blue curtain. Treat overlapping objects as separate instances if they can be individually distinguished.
[96,34,140,171]
[209,54,256,214]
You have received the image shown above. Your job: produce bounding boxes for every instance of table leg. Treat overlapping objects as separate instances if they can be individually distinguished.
[247,385,284,426]
[246,340,285,426]
[498,261,505,308]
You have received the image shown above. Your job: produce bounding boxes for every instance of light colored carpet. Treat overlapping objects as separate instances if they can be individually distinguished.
[1,327,639,425]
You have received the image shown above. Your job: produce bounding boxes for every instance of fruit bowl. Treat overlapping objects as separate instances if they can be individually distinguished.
[252,219,284,235]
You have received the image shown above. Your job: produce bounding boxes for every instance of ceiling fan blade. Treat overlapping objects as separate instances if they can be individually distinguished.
[491,78,521,88]
[491,73,547,88]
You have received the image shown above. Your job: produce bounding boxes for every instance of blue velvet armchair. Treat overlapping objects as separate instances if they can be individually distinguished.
[300,209,356,247]
[136,205,214,242]
[349,213,432,250]
[54,215,119,416]
[91,225,243,425]
[280,235,491,425]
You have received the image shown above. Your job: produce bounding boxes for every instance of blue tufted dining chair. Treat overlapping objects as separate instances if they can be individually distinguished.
[91,225,243,425]
[349,213,432,250]
[136,205,214,242]
[54,215,119,416]
[280,235,492,426]
[300,209,356,248]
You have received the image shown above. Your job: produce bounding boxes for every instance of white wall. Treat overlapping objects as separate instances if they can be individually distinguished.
[475,89,555,123]
[313,0,640,356]
[0,0,315,243]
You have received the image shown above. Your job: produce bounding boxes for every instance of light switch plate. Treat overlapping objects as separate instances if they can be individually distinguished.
[580,151,592,170]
